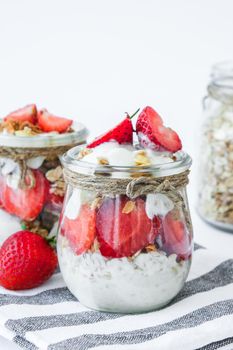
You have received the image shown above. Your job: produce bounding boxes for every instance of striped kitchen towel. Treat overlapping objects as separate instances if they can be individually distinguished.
[0,243,232,350]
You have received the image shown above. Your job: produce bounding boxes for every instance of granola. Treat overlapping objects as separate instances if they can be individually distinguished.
[198,110,233,225]
[0,120,42,135]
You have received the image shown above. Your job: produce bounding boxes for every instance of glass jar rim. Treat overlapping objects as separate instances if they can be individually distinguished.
[0,121,88,148]
[208,77,233,104]
[62,145,192,178]
[211,60,233,79]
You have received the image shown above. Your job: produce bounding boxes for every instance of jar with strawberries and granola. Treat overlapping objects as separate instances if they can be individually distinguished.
[0,104,88,244]
[58,106,193,313]
[198,62,233,231]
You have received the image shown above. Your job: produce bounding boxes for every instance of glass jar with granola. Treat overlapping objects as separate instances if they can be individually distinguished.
[58,106,193,313]
[0,104,88,244]
[198,63,233,230]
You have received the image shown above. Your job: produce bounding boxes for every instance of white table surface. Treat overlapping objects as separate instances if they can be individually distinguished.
[0,0,233,348]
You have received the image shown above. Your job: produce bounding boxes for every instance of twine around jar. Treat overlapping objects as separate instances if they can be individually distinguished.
[0,144,80,189]
[63,167,192,232]
[63,168,189,197]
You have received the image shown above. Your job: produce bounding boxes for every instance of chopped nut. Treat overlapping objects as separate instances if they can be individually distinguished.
[145,244,157,253]
[97,157,109,165]
[135,150,151,166]
[46,166,63,182]
[15,127,35,136]
[90,238,100,252]
[77,148,92,160]
[91,197,102,210]
[61,237,69,248]
[50,186,65,197]
[21,220,49,237]
[122,200,135,214]
[0,120,42,135]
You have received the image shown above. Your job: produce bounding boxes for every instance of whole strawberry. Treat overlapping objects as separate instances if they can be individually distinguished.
[0,231,58,290]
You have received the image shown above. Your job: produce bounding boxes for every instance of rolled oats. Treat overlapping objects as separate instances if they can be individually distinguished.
[77,148,92,160]
[198,112,233,225]
[46,166,63,182]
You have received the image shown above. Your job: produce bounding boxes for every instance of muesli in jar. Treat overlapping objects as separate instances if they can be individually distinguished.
[58,106,193,313]
[198,68,233,230]
[0,104,88,243]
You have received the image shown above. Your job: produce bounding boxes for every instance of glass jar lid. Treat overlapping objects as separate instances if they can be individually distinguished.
[208,77,233,105]
[62,145,192,178]
[211,61,233,80]
[0,121,88,148]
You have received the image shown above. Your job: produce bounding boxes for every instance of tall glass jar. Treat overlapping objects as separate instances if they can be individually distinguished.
[198,62,233,230]
[0,122,88,244]
[58,146,193,313]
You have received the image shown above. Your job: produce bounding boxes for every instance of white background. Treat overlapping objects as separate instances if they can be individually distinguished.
[0,0,233,348]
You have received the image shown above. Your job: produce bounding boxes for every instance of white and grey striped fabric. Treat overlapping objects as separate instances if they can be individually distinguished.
[0,243,233,350]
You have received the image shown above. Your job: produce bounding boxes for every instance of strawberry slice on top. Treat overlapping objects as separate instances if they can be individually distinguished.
[38,109,73,133]
[4,104,37,124]
[136,106,182,152]
[87,110,138,148]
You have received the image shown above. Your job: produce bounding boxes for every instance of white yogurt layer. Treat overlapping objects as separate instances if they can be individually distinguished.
[58,236,190,313]
[82,141,174,167]
[0,209,21,245]
[145,193,174,218]
[64,188,95,220]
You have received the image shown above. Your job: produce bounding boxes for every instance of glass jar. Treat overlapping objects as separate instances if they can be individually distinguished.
[58,146,193,313]
[0,122,88,244]
[198,63,233,231]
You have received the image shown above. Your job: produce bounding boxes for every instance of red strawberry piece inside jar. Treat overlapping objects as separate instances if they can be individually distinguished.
[62,204,96,255]
[2,170,49,221]
[160,210,191,260]
[96,195,159,258]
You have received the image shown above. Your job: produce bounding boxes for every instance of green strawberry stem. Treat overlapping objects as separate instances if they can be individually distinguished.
[46,236,57,249]
[128,108,140,119]
[21,222,27,230]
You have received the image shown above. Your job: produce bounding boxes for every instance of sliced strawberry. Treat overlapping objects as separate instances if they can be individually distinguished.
[62,204,96,254]
[161,210,191,260]
[4,104,37,124]
[37,109,73,133]
[136,106,182,152]
[96,195,158,258]
[87,116,133,148]
[152,125,182,153]
[2,170,49,221]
